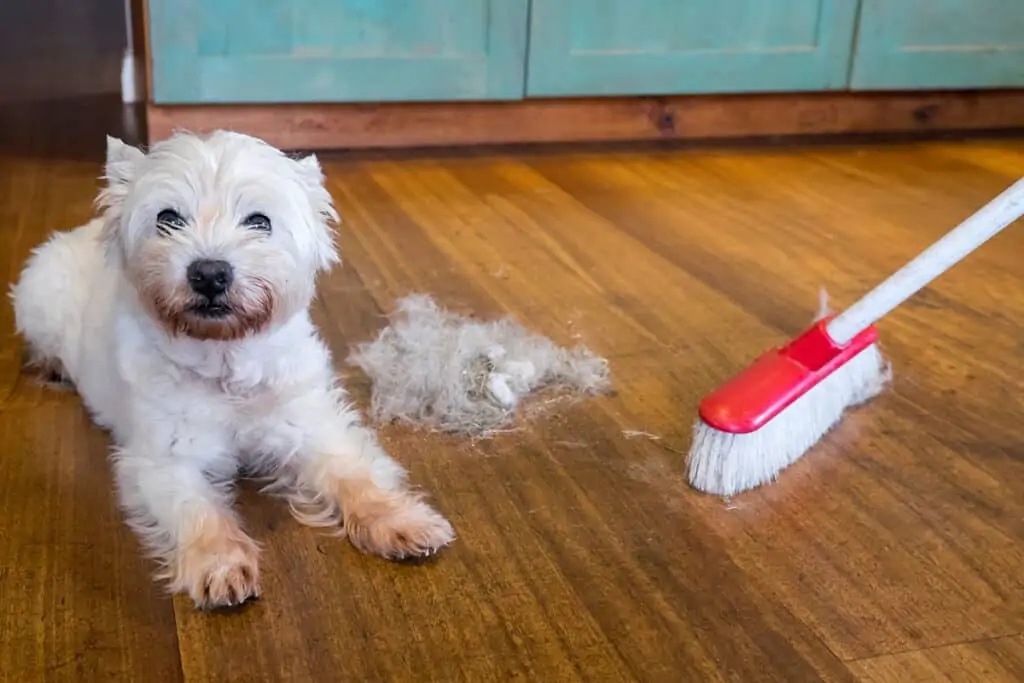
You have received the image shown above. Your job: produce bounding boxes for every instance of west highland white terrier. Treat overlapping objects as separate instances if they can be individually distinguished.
[10,131,455,609]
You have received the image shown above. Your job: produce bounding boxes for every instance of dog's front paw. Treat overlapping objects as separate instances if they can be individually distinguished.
[173,527,261,610]
[194,553,261,610]
[344,489,455,561]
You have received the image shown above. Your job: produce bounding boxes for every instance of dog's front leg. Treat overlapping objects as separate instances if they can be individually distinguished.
[275,390,455,560]
[113,441,260,609]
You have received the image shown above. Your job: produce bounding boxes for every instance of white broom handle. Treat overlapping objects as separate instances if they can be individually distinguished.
[827,177,1024,345]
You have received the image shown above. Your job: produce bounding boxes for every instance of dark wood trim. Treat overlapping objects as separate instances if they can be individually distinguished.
[146,90,1024,151]
[130,0,151,102]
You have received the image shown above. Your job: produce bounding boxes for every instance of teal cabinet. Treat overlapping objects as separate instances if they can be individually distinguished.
[145,0,1024,104]
[525,0,860,96]
[148,0,529,103]
[850,1,1024,90]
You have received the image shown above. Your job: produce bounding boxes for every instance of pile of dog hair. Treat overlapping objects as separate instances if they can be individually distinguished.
[348,294,611,436]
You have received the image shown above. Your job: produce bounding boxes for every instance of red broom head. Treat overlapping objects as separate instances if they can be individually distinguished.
[698,318,879,434]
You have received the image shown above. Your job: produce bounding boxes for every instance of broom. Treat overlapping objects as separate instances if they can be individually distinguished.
[687,177,1024,497]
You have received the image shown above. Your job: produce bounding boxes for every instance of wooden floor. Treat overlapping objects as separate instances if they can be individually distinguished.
[0,104,1022,682]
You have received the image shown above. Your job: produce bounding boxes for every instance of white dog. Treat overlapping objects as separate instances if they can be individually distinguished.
[10,131,455,609]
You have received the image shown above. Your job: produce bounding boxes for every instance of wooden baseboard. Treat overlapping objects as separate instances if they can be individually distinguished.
[145,90,1024,151]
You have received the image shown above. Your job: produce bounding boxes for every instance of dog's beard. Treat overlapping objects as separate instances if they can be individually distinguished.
[128,243,284,342]
[144,278,277,342]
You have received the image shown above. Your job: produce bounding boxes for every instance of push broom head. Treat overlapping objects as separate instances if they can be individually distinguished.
[687,295,892,497]
[686,177,1024,497]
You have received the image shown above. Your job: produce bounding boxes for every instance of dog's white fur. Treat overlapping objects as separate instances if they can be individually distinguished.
[10,131,455,609]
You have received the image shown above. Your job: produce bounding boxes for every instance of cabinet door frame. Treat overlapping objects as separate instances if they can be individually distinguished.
[849,0,1024,90]
[147,0,530,104]
[525,0,861,97]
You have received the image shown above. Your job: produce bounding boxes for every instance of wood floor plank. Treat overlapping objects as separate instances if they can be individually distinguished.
[0,402,184,683]
[350,159,674,358]
[928,141,1024,179]
[1,99,1022,681]
[846,635,1024,682]
[440,157,780,360]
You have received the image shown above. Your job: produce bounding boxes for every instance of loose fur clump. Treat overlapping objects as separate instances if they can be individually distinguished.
[348,294,612,435]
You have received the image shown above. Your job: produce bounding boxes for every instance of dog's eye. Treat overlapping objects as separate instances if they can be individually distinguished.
[242,213,272,233]
[156,209,187,234]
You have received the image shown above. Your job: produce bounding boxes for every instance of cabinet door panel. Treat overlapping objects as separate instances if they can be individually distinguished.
[851,0,1024,90]
[148,0,529,103]
[526,0,860,96]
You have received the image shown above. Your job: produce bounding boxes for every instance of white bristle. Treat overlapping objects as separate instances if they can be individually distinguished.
[686,341,892,497]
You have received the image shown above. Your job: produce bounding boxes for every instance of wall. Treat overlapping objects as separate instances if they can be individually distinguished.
[0,0,127,102]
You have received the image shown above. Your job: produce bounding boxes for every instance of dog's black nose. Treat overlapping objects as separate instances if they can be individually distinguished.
[187,259,234,299]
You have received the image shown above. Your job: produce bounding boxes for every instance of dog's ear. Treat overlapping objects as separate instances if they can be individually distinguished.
[296,153,322,179]
[97,136,145,213]
[295,153,341,273]
[104,136,145,189]
[97,137,145,266]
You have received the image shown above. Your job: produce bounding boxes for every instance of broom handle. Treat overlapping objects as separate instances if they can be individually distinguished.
[827,177,1024,345]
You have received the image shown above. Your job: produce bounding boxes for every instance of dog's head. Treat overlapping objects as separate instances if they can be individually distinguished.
[97,130,339,341]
